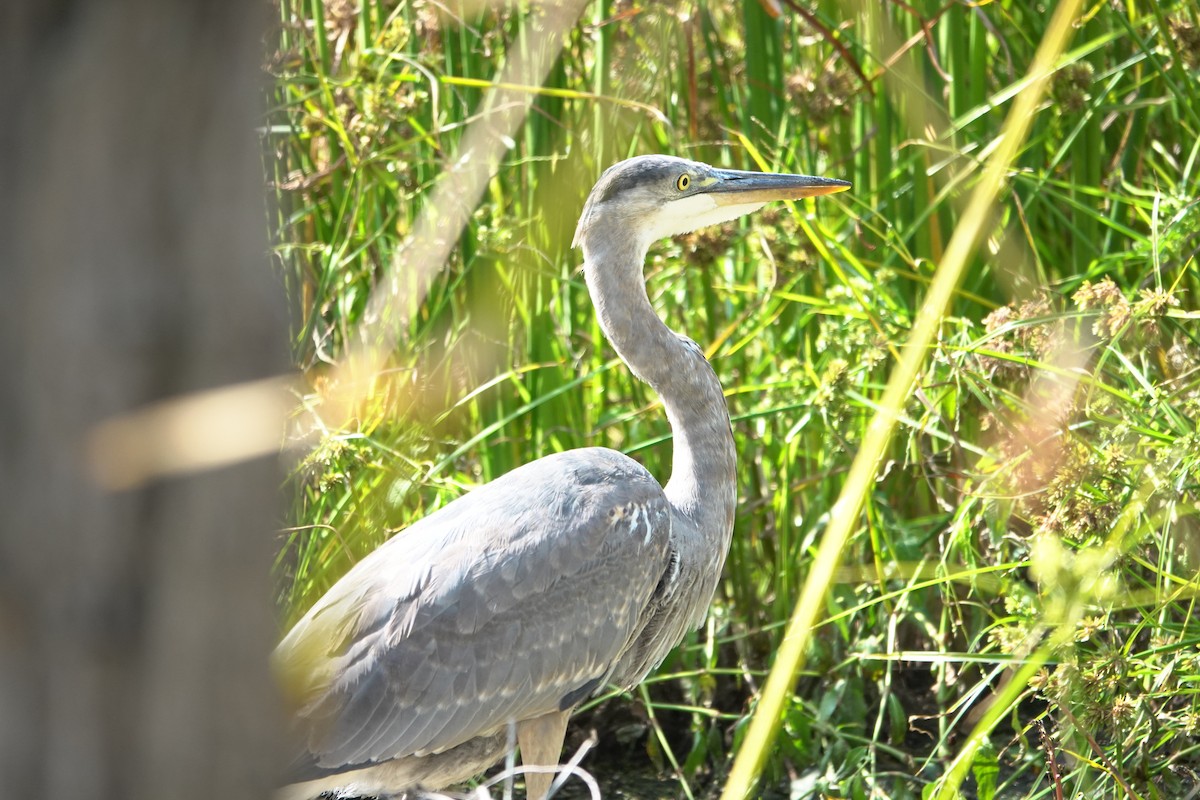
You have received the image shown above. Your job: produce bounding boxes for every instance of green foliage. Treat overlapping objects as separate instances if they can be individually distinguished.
[265,0,1200,797]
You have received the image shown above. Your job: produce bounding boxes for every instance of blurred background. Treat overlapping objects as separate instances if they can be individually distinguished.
[3,2,285,800]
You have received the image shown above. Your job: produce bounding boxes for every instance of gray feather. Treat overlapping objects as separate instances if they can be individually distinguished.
[275,447,671,767]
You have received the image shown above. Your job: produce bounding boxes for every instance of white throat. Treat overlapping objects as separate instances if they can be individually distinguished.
[645,194,766,245]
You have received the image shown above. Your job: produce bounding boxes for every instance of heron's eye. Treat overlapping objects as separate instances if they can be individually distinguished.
[676,174,691,191]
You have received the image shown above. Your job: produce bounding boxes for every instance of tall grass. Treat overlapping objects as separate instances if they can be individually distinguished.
[265,1,1200,797]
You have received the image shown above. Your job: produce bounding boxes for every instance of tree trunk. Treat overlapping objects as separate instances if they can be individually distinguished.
[0,2,286,799]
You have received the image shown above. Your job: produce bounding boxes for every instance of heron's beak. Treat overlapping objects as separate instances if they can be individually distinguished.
[705,168,850,206]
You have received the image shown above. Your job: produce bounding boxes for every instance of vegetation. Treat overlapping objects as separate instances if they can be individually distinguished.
[264,1,1200,798]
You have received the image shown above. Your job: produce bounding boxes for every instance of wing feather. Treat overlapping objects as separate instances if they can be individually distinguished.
[274,447,671,772]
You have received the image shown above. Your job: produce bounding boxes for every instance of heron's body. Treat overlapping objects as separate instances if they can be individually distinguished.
[275,155,848,799]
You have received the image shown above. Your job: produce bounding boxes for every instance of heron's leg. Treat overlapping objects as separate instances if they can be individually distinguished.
[515,709,570,800]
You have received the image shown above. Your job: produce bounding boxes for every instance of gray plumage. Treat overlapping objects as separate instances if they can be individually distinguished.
[274,155,849,800]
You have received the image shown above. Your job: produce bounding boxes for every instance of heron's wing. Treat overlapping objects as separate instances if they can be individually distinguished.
[273,447,673,771]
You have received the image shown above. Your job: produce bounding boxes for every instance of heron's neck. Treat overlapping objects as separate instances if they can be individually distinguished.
[581,237,737,548]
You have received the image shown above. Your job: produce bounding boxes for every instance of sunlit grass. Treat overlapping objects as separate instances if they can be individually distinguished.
[265,0,1200,797]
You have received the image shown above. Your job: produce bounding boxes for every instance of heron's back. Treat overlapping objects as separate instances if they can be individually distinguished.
[274,447,676,784]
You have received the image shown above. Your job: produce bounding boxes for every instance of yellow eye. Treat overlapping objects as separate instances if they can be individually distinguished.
[676,174,691,191]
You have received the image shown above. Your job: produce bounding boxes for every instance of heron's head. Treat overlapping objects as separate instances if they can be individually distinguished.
[572,154,849,257]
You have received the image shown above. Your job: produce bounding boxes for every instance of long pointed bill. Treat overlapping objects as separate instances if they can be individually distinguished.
[705,169,851,205]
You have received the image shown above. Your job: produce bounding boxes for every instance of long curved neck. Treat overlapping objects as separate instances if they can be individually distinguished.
[580,235,737,547]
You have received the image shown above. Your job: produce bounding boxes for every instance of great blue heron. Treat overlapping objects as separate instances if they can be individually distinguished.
[274,155,850,800]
